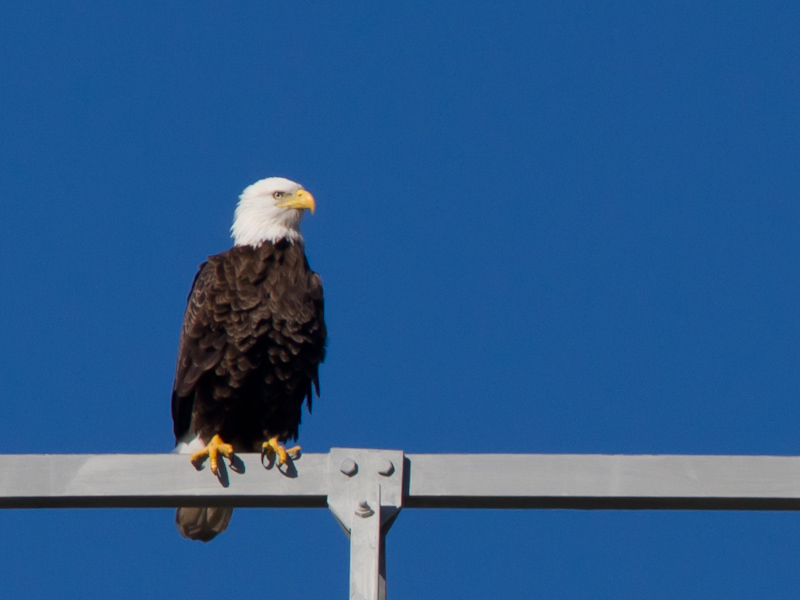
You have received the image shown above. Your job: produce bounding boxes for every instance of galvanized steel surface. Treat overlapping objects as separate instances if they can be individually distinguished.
[2,452,800,510]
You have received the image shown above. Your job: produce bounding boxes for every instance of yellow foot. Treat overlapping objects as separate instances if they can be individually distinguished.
[261,436,301,466]
[190,434,234,475]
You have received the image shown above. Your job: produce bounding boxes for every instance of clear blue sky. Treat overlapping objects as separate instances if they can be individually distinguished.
[2,1,800,597]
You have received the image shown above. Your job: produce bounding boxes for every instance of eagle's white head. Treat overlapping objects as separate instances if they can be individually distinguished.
[231,177,316,247]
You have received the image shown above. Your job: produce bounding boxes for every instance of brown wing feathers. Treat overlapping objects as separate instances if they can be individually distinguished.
[170,240,326,448]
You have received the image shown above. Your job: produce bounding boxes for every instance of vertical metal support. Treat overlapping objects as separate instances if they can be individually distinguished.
[349,483,382,599]
[327,448,405,600]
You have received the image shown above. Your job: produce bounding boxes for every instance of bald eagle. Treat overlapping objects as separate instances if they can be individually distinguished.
[171,177,327,541]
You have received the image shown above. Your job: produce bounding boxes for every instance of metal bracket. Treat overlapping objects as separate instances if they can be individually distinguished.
[327,448,405,600]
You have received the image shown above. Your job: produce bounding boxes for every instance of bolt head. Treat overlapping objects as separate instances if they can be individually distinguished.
[378,459,395,477]
[340,458,358,477]
[355,500,375,518]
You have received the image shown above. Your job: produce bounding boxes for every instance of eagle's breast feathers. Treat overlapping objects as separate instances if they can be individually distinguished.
[171,240,326,449]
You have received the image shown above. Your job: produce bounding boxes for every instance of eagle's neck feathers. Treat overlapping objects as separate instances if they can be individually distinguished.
[232,222,304,247]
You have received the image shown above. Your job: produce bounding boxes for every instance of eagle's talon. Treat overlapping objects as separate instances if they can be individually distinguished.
[189,434,235,474]
[261,437,300,467]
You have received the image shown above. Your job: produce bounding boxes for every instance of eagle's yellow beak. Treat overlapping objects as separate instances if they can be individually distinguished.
[277,189,316,214]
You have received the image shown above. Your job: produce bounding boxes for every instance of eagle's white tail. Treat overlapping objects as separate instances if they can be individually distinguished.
[175,506,233,542]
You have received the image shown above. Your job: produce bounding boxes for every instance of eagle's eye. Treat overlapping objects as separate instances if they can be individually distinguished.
[273,191,285,199]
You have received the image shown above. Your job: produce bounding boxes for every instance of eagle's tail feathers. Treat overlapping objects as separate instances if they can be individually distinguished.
[175,506,233,542]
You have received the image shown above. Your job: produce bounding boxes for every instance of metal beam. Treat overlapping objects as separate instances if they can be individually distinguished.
[406,453,800,510]
[2,452,800,511]
[0,453,330,509]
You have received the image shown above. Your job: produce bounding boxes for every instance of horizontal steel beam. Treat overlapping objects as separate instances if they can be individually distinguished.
[0,453,330,509]
[406,454,800,510]
[1,452,800,510]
